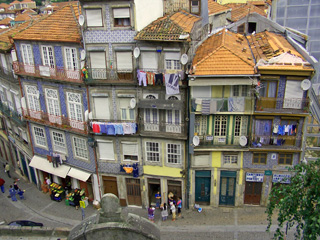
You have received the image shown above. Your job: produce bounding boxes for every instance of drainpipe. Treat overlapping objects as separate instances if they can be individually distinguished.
[186,83,191,209]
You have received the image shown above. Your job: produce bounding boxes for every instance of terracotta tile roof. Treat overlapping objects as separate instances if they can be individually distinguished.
[13,3,81,43]
[0,17,12,26]
[0,21,31,51]
[10,1,21,5]
[225,2,266,22]
[22,9,37,15]
[247,31,314,72]
[135,10,200,41]
[0,3,9,9]
[191,29,255,76]
[208,0,230,15]
[14,12,33,22]
[21,0,34,3]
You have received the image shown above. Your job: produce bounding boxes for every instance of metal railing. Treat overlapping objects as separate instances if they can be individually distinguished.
[192,134,250,147]
[256,97,309,112]
[251,134,301,147]
[140,121,186,134]
[84,68,134,82]
[22,108,87,133]
[13,62,82,83]
[0,101,25,126]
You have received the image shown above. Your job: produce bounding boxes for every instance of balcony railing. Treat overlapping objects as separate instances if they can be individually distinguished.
[192,97,254,114]
[251,134,301,148]
[84,68,134,83]
[256,97,309,113]
[193,134,249,147]
[22,108,87,133]
[140,121,186,134]
[0,101,25,126]
[13,62,82,83]
[0,66,18,82]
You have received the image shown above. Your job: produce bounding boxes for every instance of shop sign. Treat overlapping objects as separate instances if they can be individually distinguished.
[272,174,291,184]
[206,135,213,141]
[246,172,264,182]
[265,170,272,176]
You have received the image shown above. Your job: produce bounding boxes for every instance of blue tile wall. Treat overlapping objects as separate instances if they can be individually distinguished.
[54,46,64,68]
[16,43,22,62]
[37,81,46,112]
[33,45,41,66]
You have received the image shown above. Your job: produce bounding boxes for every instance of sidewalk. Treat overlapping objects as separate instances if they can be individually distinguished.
[0,162,277,230]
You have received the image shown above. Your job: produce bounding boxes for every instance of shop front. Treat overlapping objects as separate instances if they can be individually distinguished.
[244,172,264,205]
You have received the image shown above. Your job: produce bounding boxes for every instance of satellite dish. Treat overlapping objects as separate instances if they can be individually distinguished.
[180,54,188,65]
[130,98,136,109]
[78,15,85,26]
[193,135,200,146]
[133,47,140,58]
[80,49,86,60]
[239,136,247,147]
[301,79,311,91]
[84,110,89,122]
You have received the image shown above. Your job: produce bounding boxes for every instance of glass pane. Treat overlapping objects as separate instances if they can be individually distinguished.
[221,178,227,195]
[228,178,235,196]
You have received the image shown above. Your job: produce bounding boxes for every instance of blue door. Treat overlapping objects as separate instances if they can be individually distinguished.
[219,171,236,206]
[195,171,211,203]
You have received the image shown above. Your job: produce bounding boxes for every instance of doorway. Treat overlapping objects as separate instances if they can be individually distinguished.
[219,171,236,206]
[102,176,119,197]
[126,178,142,206]
[195,171,211,204]
[167,180,182,204]
[244,181,262,205]
[148,178,160,206]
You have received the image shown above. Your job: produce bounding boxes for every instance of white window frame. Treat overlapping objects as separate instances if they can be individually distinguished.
[119,98,135,120]
[41,45,55,68]
[32,125,47,148]
[85,8,103,27]
[214,115,227,137]
[122,141,138,162]
[97,140,115,160]
[14,94,22,115]
[191,0,200,14]
[21,44,34,65]
[165,52,181,70]
[45,88,61,118]
[232,85,250,97]
[145,141,160,162]
[67,92,83,122]
[25,85,40,112]
[167,143,181,164]
[223,154,238,165]
[72,136,88,160]
[144,94,159,124]
[64,47,78,70]
[51,130,67,154]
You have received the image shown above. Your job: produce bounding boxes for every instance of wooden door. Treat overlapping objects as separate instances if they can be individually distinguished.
[103,176,119,197]
[126,178,142,206]
[244,181,262,205]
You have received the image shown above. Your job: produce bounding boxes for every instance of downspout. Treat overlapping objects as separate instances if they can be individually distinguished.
[186,82,191,209]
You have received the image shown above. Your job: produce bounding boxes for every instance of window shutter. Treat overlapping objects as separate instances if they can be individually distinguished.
[14,95,22,115]
[1,54,7,69]
[141,52,158,69]
[113,8,130,18]
[119,98,130,108]
[116,52,132,71]
[122,142,138,156]
[90,52,106,68]
[86,9,102,27]
[98,141,114,160]
[165,52,180,60]
[93,97,110,119]
[192,86,211,98]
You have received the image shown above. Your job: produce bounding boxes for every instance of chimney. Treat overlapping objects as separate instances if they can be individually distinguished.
[201,0,208,27]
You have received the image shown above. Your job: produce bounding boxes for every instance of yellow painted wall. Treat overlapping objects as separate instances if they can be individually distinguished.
[224,86,231,97]
[208,116,213,135]
[143,165,182,177]
[212,152,221,168]
[212,86,223,98]
[239,152,243,185]
[213,168,218,194]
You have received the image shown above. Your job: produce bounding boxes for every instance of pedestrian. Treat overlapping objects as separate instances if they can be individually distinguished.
[17,189,25,200]
[9,185,17,201]
[45,177,51,186]
[161,203,168,221]
[73,189,81,210]
[168,192,175,215]
[148,205,155,223]
[5,163,11,178]
[13,180,19,191]
[0,177,5,193]
[177,197,182,217]
[170,202,176,221]
[155,191,161,208]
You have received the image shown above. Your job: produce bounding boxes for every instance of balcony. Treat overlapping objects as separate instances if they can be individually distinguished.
[193,134,249,148]
[141,121,187,135]
[192,97,254,114]
[13,62,82,83]
[255,97,309,114]
[89,119,138,135]
[84,68,134,84]
[250,134,301,149]
[22,108,87,134]
[0,101,25,126]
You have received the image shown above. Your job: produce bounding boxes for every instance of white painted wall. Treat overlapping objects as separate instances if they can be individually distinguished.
[134,0,163,31]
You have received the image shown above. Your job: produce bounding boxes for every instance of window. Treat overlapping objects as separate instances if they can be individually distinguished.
[144,94,159,124]
[41,46,55,68]
[51,131,66,154]
[237,23,245,34]
[86,9,103,27]
[146,142,160,162]
[97,141,114,160]
[224,154,238,164]
[113,8,130,27]
[214,115,227,136]
[116,52,132,72]
[232,85,250,97]
[6,90,13,111]
[21,44,33,65]
[283,80,304,109]
[248,22,256,34]
[259,81,277,98]
[167,143,181,164]
[90,52,106,79]
[45,88,60,118]
[0,86,6,104]
[0,53,7,70]
[279,154,293,165]
[93,96,110,119]
[67,92,83,122]
[165,52,181,70]
[119,98,134,120]
[234,116,248,136]
[195,115,207,136]
[166,95,180,125]
[33,126,47,148]
[122,142,138,161]
[140,52,158,70]
[14,95,22,115]
[25,85,40,112]
[190,0,200,14]
[65,47,78,70]
[73,136,88,160]
[253,153,267,164]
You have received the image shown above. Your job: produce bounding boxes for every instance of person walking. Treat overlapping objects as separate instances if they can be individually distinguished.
[161,203,168,221]
[155,191,161,209]
[177,197,182,218]
[73,189,81,210]
[0,177,5,193]
[5,163,11,178]
[13,180,19,191]
[9,185,17,201]
[170,202,176,221]
[148,205,155,223]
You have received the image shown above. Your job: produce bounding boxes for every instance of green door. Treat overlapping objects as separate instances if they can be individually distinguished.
[195,171,211,203]
[219,171,236,206]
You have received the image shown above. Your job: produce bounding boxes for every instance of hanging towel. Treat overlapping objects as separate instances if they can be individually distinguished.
[92,123,100,133]
[165,74,180,95]
[100,123,107,134]
[123,123,131,134]
[209,99,217,114]
[106,124,116,135]
[114,124,124,135]
[155,73,163,85]
[201,99,210,115]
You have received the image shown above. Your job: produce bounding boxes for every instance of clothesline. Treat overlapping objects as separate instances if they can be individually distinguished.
[90,122,137,135]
